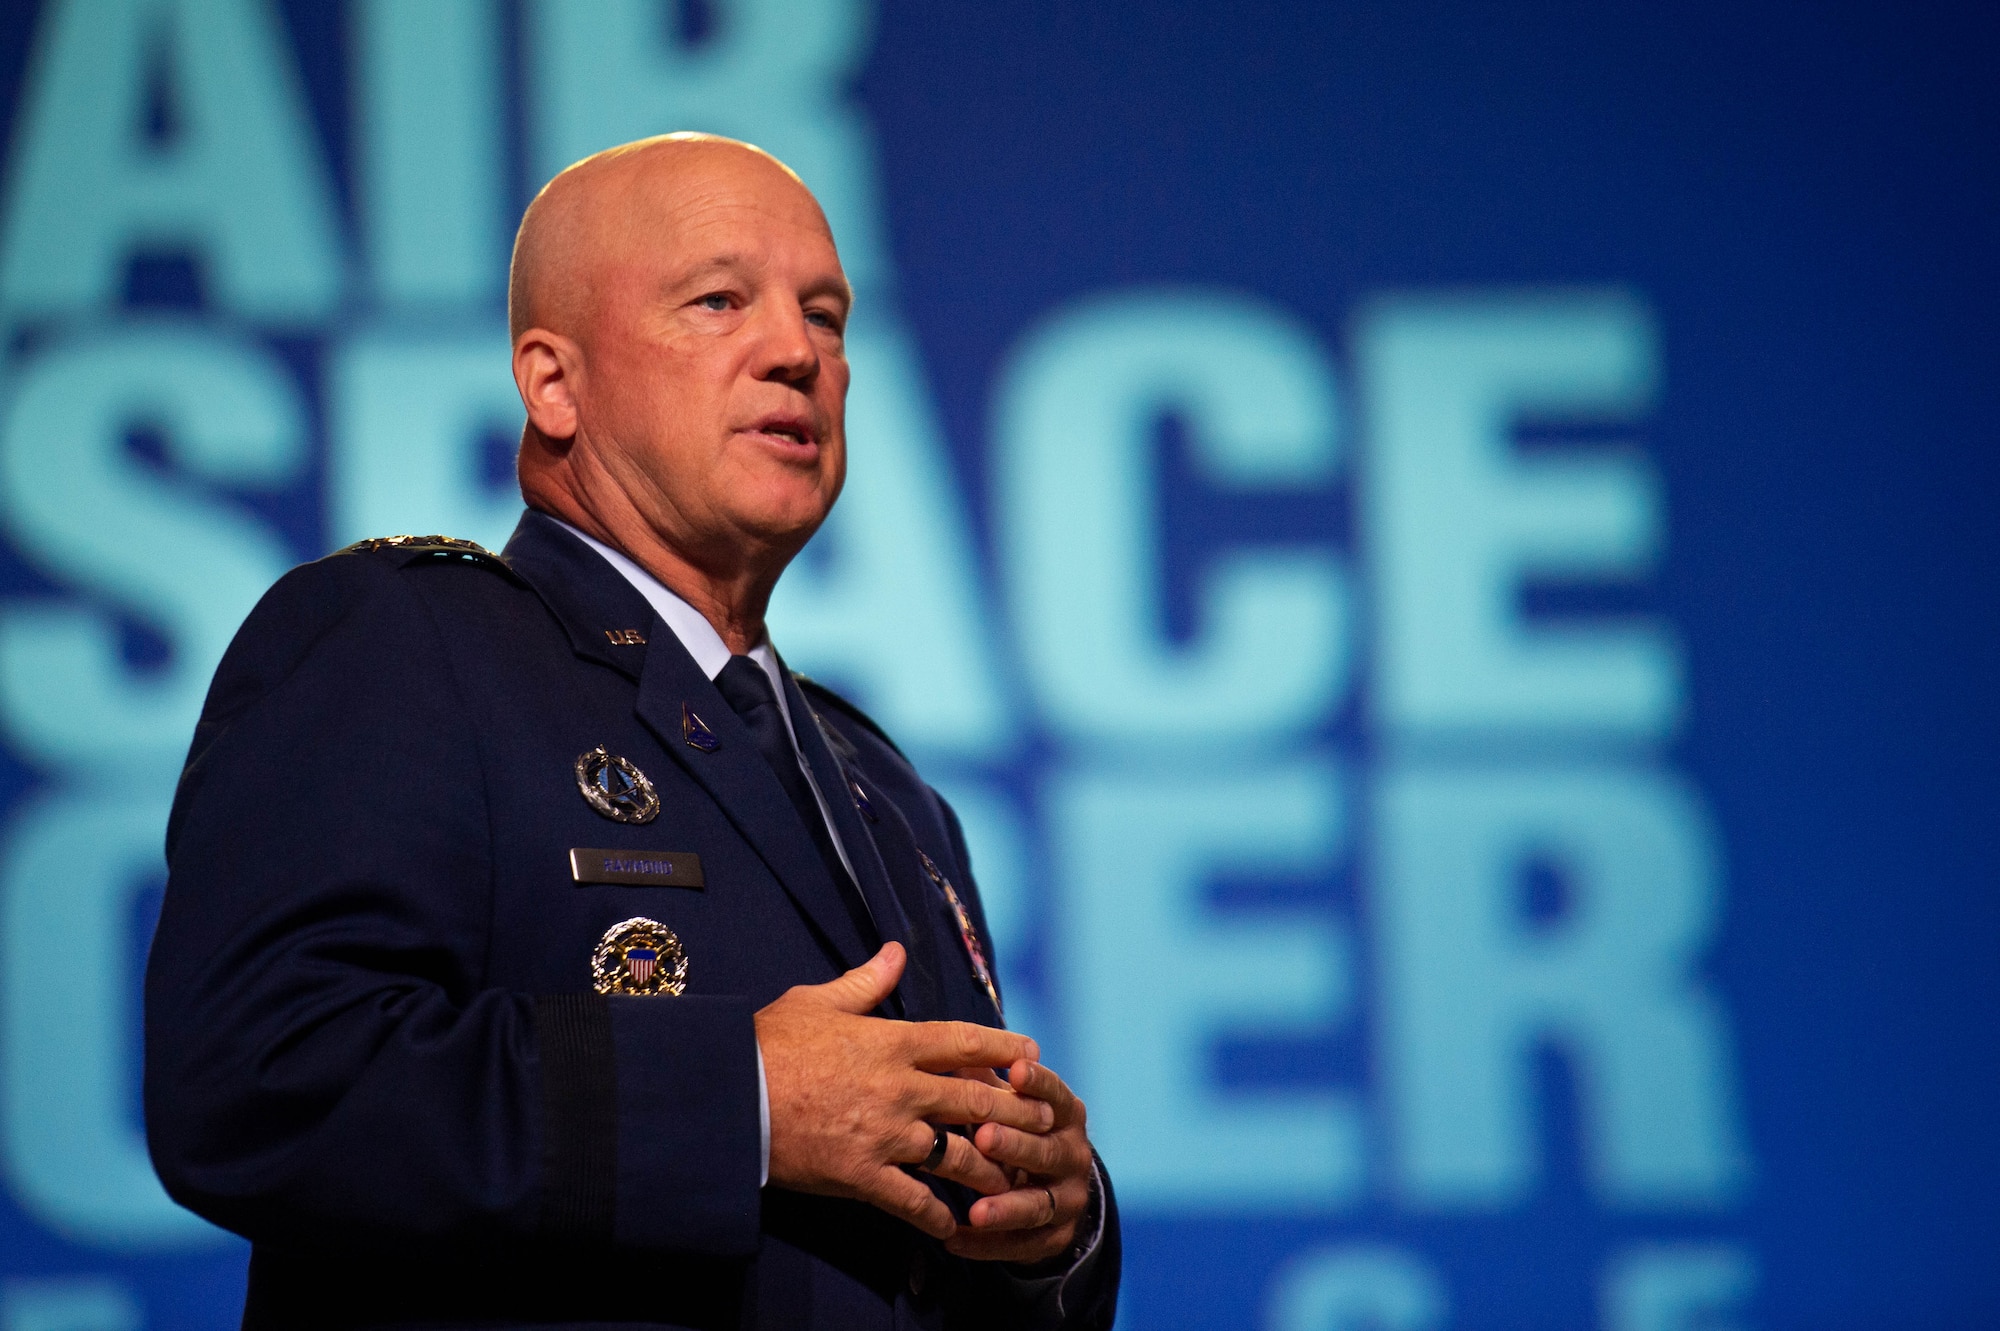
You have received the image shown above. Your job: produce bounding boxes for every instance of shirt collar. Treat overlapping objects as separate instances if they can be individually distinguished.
[552,519,787,701]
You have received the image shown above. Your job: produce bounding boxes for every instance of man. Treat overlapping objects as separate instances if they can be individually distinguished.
[144,133,1118,1330]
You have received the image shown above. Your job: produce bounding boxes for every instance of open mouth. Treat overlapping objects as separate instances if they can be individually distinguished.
[746,419,817,450]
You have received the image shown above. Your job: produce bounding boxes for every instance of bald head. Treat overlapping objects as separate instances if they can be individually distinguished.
[508,133,836,342]
[505,131,854,651]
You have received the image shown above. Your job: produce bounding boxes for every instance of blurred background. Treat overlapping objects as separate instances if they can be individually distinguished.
[0,1,1995,1327]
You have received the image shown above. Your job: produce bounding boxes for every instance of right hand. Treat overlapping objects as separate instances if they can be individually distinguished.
[755,942,1053,1239]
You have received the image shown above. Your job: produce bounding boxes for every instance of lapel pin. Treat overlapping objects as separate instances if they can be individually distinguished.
[574,746,660,824]
[917,850,1000,1014]
[602,628,647,645]
[682,703,719,752]
[591,917,688,996]
[848,775,879,823]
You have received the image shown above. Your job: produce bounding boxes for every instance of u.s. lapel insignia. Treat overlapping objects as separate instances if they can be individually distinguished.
[917,850,1001,1014]
[591,917,688,996]
[574,746,660,824]
[681,703,719,752]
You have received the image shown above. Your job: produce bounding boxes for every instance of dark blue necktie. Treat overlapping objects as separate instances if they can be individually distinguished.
[713,655,878,945]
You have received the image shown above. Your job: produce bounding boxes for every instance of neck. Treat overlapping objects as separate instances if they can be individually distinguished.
[523,455,784,657]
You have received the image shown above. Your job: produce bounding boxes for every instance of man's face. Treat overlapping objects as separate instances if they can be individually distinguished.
[571,152,852,569]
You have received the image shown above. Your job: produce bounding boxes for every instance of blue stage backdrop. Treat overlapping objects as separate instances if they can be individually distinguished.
[0,1,1995,1328]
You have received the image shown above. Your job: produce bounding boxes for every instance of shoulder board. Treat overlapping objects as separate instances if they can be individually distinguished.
[335,534,523,582]
[792,673,905,759]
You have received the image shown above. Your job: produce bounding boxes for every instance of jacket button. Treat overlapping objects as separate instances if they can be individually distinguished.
[907,1252,927,1298]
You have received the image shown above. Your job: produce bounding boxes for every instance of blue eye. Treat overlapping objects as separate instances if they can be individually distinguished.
[698,293,730,311]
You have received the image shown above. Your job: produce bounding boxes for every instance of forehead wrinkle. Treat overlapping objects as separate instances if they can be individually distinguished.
[668,252,762,283]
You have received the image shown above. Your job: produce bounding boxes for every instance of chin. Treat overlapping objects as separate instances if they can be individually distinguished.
[736,475,837,528]
[732,500,833,553]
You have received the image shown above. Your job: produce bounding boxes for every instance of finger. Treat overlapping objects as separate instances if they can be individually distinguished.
[864,1164,957,1240]
[906,1020,1040,1075]
[965,1174,1085,1233]
[812,942,906,1015]
[925,1130,1014,1196]
[965,1185,1061,1233]
[915,1073,1054,1133]
[895,1119,948,1169]
[893,1122,1012,1196]
[970,1122,1087,1177]
[953,1066,1010,1090]
[1007,1060,1083,1127]
[944,1226,1071,1265]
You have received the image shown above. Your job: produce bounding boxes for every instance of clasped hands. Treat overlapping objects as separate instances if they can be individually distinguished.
[755,942,1092,1264]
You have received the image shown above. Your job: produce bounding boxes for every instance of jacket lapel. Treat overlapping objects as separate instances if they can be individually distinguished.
[783,670,947,1021]
[846,763,1003,1027]
[498,510,654,682]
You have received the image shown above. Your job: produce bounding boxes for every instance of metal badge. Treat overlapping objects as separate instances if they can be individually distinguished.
[681,703,719,752]
[591,916,688,996]
[574,746,660,824]
[917,850,1001,1014]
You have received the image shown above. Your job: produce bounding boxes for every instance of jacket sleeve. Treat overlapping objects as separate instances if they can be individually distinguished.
[143,554,761,1255]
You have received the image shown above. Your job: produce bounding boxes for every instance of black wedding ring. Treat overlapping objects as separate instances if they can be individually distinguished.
[919,1124,950,1172]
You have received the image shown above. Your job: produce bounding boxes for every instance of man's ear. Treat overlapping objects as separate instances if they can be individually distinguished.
[513,328,582,442]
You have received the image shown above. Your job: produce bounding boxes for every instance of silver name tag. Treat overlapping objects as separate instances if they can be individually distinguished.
[570,848,705,888]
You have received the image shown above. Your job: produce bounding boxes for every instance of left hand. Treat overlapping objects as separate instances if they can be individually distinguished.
[943,1059,1095,1265]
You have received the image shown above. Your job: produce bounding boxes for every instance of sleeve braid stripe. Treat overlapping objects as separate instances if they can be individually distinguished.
[533,993,618,1241]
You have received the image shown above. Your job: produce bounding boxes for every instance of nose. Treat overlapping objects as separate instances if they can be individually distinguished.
[752,301,819,387]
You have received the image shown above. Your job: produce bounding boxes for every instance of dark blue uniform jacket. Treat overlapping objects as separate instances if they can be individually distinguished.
[144,511,1120,1330]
